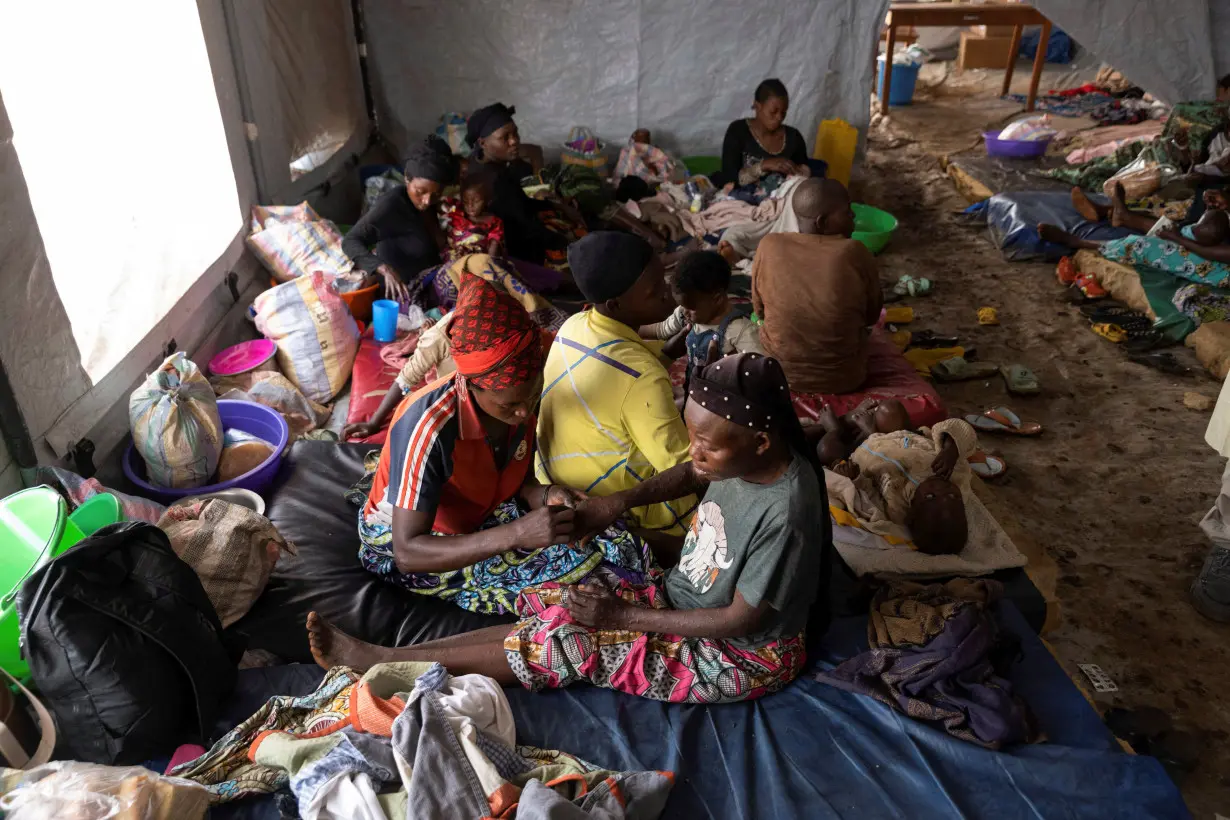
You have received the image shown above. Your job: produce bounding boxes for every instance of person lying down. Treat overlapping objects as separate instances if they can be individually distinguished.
[308,352,832,705]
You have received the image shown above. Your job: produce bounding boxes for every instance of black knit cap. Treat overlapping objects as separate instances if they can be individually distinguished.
[567,231,654,303]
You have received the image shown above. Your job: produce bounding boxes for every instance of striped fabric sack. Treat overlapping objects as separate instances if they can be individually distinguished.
[246,202,353,284]
[254,272,360,403]
[128,353,224,489]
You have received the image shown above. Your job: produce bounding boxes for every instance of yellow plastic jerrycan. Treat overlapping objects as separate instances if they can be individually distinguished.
[814,119,858,187]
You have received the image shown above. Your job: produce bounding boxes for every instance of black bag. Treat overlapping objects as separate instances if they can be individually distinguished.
[16,522,237,765]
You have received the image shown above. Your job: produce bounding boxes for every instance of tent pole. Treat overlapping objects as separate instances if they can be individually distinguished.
[0,357,37,488]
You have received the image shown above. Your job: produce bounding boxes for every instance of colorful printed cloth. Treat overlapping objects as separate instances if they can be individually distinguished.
[168,666,360,802]
[1099,233,1230,286]
[614,140,677,184]
[504,581,806,703]
[441,198,505,263]
[357,498,654,615]
[1174,282,1230,324]
[424,253,566,331]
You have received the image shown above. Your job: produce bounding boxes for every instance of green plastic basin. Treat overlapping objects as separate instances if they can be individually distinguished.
[852,203,898,255]
[0,486,86,678]
[68,492,122,536]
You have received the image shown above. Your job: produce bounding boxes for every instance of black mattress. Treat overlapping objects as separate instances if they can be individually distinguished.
[230,442,1049,662]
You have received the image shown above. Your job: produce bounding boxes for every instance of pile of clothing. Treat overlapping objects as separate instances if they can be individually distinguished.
[171,662,673,818]
[815,579,1037,749]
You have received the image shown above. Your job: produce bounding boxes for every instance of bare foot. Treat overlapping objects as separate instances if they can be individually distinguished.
[306,611,387,672]
[1110,182,1130,228]
[1070,186,1104,223]
[1037,223,1071,244]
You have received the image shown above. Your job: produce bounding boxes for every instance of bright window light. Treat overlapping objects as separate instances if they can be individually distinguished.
[0,1,242,383]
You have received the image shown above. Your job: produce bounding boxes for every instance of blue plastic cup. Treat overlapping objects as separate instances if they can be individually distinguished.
[372,299,399,343]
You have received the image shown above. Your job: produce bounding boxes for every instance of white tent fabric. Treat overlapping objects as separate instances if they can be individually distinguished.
[1032,0,1222,104]
[363,0,889,160]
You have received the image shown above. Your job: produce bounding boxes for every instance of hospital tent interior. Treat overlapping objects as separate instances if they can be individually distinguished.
[0,1,1224,817]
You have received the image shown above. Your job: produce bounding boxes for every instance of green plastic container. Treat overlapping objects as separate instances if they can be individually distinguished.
[68,492,121,536]
[852,203,898,255]
[0,486,86,678]
[682,155,722,178]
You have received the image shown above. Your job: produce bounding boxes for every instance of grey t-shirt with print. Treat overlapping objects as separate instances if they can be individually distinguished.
[663,455,824,648]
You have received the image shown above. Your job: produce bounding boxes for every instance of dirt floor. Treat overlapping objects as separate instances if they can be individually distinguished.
[859,64,1230,817]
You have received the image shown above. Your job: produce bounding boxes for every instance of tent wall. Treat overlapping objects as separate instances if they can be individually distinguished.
[1032,0,1218,103]
[225,0,370,204]
[0,0,262,488]
[363,0,888,161]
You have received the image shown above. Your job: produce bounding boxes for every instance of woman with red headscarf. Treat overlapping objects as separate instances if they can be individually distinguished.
[356,274,651,614]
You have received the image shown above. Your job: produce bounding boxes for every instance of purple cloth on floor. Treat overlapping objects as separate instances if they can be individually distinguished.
[510,258,565,292]
[814,604,1034,748]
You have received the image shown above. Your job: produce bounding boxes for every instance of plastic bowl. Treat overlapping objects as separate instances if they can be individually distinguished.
[208,339,277,378]
[0,486,87,677]
[682,155,722,178]
[852,203,899,255]
[123,399,290,503]
[68,493,122,536]
[983,132,1053,159]
[170,488,266,516]
[339,282,381,323]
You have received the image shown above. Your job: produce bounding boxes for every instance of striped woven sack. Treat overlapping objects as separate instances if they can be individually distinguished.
[254,272,360,404]
[128,352,223,489]
[246,202,353,284]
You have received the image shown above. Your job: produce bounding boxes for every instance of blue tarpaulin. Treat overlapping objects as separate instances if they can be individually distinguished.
[213,601,1188,820]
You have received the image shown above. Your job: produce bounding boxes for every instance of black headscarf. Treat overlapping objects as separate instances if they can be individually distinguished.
[466,103,517,152]
[403,135,458,184]
[566,232,654,303]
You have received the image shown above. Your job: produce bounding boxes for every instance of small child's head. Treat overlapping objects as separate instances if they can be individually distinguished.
[459,166,496,221]
[909,476,968,556]
[616,175,652,203]
[632,128,652,145]
[872,399,910,434]
[671,250,732,325]
[1190,208,1230,246]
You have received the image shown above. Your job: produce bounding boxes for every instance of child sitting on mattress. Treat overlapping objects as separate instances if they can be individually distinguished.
[307,353,830,705]
[614,128,677,184]
[440,167,505,263]
[827,417,976,556]
[641,250,764,385]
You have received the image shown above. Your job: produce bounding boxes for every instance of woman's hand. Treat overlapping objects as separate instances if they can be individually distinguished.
[566,584,632,628]
[545,484,587,508]
[514,504,576,549]
[1157,227,1183,243]
[571,495,625,541]
[376,265,409,303]
[761,157,794,175]
[342,421,379,441]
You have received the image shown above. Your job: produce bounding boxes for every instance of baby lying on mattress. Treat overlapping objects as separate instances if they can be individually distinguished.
[819,403,1026,577]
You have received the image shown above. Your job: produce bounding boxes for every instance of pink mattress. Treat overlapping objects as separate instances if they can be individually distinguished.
[669,328,947,428]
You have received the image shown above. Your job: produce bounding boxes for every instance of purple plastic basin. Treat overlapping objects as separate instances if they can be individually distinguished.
[123,399,290,503]
[983,132,1053,159]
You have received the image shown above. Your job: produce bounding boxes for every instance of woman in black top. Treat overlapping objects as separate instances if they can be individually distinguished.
[466,103,585,266]
[718,79,811,188]
[342,136,457,302]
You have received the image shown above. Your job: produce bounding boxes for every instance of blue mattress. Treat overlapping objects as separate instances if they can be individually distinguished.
[211,601,1188,820]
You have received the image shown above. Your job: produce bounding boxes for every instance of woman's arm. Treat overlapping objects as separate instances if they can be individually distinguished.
[390,503,575,574]
[788,127,811,175]
[568,584,768,639]
[342,384,404,441]
[720,121,746,188]
[1163,231,1230,262]
[342,197,391,272]
[573,461,707,535]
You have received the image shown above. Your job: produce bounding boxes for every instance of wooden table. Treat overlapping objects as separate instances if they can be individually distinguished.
[881,2,1052,115]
